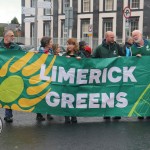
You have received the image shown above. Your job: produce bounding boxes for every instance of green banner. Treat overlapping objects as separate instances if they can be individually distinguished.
[0,50,150,117]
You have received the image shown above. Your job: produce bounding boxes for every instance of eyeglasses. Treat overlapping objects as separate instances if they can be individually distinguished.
[7,34,14,37]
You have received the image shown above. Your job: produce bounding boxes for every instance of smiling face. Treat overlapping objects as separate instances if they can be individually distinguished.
[132,30,142,44]
[67,43,75,52]
[66,38,78,54]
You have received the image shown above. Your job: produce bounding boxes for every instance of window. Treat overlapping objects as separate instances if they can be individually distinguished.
[130,17,139,32]
[83,0,90,12]
[130,0,140,9]
[63,0,70,13]
[44,0,52,15]
[60,20,68,45]
[44,21,51,36]
[105,0,113,11]
[31,0,36,7]
[103,18,113,38]
[81,19,90,38]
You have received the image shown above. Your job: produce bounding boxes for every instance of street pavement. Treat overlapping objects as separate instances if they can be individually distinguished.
[0,108,150,150]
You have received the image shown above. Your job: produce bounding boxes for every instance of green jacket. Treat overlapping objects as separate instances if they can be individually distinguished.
[0,39,22,52]
[63,50,85,58]
[131,39,150,56]
[92,39,124,58]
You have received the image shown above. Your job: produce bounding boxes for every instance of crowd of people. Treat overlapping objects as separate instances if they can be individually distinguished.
[0,29,150,124]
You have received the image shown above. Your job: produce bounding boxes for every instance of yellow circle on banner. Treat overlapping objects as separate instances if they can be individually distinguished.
[0,76,24,103]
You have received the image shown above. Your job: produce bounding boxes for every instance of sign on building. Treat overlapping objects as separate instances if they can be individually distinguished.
[38,1,52,8]
[24,17,35,23]
[39,16,52,21]
[123,6,131,19]
[22,7,35,15]
[88,25,93,32]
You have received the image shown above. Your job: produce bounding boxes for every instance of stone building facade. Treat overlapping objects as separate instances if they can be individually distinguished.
[22,0,150,48]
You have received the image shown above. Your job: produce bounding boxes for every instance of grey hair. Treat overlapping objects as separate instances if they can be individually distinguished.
[132,30,142,35]
[125,36,133,42]
[3,29,14,37]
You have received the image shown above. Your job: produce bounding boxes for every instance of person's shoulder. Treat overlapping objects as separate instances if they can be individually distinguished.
[0,39,4,46]
[95,44,103,50]
[114,41,121,47]
[146,39,150,44]
[62,52,67,56]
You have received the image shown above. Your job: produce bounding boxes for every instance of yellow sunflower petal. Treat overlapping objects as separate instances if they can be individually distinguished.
[29,55,56,84]
[18,90,50,107]
[9,52,35,73]
[27,79,51,95]
[0,58,14,77]
[22,54,48,76]
[3,105,10,109]
[11,104,34,112]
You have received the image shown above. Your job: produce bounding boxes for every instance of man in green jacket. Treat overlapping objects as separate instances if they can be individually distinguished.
[92,31,124,120]
[131,30,150,120]
[0,29,22,123]
[92,31,124,58]
[131,30,150,56]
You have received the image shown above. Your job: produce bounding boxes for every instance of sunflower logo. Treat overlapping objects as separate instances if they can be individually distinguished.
[0,52,56,112]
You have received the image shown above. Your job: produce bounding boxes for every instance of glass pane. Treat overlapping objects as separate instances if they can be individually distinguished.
[105,0,113,11]
[44,0,52,15]
[130,19,139,32]
[131,0,140,9]
[83,0,90,12]
[31,0,36,7]
[63,0,70,13]
[82,20,90,32]
[44,22,51,36]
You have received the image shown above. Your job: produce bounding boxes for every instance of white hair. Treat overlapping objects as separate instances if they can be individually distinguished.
[132,30,142,35]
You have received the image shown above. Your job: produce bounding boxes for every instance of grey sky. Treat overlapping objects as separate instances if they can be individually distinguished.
[0,0,21,23]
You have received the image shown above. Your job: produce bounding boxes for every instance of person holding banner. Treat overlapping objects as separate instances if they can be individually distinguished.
[131,30,150,120]
[36,36,54,121]
[92,31,124,120]
[0,29,22,123]
[37,36,53,55]
[131,30,150,57]
[62,38,84,124]
[52,44,61,56]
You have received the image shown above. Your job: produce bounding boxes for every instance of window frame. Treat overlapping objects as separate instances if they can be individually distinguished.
[83,0,90,12]
[130,0,140,9]
[104,0,114,11]
[43,21,51,37]
[103,18,113,38]
[44,0,52,15]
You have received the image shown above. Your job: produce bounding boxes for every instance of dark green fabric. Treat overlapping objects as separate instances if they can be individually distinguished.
[0,39,22,52]
[92,39,124,58]
[131,39,150,56]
